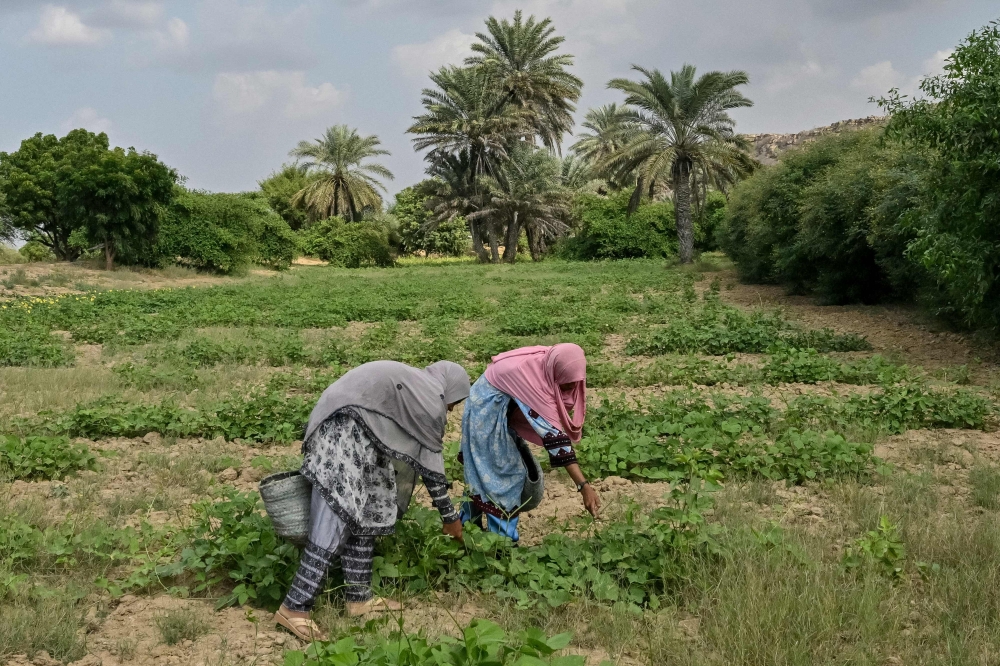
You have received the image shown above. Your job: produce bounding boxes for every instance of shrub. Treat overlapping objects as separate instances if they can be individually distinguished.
[258,164,314,231]
[300,217,395,268]
[393,183,470,257]
[880,20,1000,330]
[560,191,675,260]
[695,190,727,251]
[18,241,53,263]
[0,321,75,367]
[157,190,297,273]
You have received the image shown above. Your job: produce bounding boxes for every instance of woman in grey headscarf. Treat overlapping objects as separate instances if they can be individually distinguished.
[274,360,470,641]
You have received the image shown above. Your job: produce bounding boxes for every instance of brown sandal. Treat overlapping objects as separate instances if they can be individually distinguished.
[275,607,328,641]
[346,596,404,617]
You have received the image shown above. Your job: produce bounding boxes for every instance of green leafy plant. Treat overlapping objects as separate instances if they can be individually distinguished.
[155,608,209,645]
[0,435,98,481]
[842,515,906,579]
[284,619,586,666]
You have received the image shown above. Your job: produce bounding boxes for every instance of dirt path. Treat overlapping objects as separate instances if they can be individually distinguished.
[717,271,994,375]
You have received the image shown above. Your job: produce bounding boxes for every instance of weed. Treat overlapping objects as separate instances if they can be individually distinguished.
[155,608,209,645]
[116,637,138,661]
[970,464,1000,510]
[842,515,906,579]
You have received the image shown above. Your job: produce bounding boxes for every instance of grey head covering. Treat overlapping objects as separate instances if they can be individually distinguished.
[303,360,470,481]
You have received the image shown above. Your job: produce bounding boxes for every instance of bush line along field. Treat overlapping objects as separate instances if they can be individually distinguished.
[2,259,1000,666]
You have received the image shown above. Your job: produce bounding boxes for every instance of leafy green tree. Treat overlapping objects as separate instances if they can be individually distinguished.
[880,19,1000,329]
[258,164,315,230]
[71,143,177,270]
[466,10,582,151]
[604,65,756,263]
[299,216,395,268]
[560,190,675,260]
[0,130,105,260]
[475,146,568,262]
[391,183,469,257]
[290,126,394,222]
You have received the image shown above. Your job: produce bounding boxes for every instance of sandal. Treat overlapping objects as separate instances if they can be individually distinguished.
[275,607,328,642]
[346,596,404,617]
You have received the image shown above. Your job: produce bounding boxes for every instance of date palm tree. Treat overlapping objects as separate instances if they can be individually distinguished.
[570,104,629,187]
[290,125,394,222]
[474,146,568,262]
[467,10,583,151]
[604,65,755,263]
[424,150,492,263]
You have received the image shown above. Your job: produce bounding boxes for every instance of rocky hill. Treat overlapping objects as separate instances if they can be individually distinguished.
[747,116,886,165]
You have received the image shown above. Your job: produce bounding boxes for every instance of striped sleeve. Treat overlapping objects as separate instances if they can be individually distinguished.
[423,477,460,523]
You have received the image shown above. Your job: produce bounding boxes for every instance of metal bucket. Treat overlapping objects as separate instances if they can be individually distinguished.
[516,437,545,513]
[259,471,311,546]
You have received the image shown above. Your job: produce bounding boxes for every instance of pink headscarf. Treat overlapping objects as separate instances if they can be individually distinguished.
[484,344,587,443]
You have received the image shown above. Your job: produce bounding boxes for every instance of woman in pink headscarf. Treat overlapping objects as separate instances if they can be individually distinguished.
[459,343,600,541]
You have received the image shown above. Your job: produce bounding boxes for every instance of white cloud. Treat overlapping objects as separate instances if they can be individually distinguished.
[92,0,164,28]
[392,29,477,79]
[150,16,190,51]
[764,59,824,93]
[213,71,345,121]
[850,60,907,95]
[61,107,113,134]
[921,49,952,77]
[28,5,109,46]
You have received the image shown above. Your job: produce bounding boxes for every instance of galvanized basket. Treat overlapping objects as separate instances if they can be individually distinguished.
[259,471,311,546]
[516,437,545,513]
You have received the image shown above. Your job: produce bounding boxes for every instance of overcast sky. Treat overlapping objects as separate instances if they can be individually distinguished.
[1,0,996,196]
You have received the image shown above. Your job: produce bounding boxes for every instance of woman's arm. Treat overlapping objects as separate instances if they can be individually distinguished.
[563,462,600,518]
[423,476,463,541]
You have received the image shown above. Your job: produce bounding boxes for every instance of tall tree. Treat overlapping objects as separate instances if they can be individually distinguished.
[409,66,528,261]
[570,104,629,187]
[475,146,568,263]
[605,65,755,263]
[290,125,394,222]
[0,129,177,265]
[424,151,492,263]
[466,10,583,151]
[71,145,177,270]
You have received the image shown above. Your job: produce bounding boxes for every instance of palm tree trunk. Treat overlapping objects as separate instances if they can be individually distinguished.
[469,219,490,263]
[673,161,694,264]
[487,224,500,264]
[502,212,519,263]
[526,226,543,261]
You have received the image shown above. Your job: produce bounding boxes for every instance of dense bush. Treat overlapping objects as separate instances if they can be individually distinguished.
[300,217,395,268]
[695,190,727,251]
[719,128,923,304]
[258,164,314,231]
[722,20,1000,326]
[880,20,1000,330]
[560,191,676,260]
[18,241,53,262]
[392,183,470,257]
[158,190,297,273]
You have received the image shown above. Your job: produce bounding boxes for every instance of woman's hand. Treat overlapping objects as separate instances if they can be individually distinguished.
[442,519,463,542]
[581,484,601,518]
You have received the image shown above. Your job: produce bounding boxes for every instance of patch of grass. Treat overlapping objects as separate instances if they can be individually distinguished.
[155,608,209,645]
[0,590,86,663]
[116,637,138,661]
[970,463,1000,510]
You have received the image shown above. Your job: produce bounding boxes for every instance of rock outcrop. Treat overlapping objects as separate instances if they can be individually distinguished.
[746,116,886,165]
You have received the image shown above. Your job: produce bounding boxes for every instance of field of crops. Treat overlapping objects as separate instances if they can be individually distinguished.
[2,257,999,666]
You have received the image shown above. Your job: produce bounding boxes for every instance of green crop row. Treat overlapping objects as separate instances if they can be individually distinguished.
[589,350,915,389]
[284,620,589,666]
[626,296,871,356]
[0,436,98,481]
